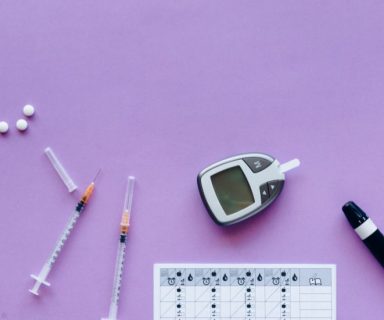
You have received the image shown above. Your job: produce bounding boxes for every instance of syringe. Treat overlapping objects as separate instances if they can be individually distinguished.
[102,176,135,320]
[29,170,101,296]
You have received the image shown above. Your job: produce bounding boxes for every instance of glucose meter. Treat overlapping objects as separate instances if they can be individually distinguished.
[197,153,300,226]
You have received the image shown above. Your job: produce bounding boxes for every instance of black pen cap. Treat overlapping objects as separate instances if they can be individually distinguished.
[342,201,369,229]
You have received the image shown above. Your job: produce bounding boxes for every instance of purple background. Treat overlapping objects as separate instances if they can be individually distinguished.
[1,1,384,319]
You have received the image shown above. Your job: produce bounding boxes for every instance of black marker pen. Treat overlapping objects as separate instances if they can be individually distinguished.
[343,201,384,268]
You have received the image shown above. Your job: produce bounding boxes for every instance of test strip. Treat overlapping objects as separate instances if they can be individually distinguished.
[280,158,301,173]
[44,147,78,192]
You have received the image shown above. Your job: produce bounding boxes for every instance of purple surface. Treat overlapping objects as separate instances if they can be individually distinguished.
[1,1,384,319]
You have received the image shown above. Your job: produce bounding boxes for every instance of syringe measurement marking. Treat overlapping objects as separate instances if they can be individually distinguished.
[49,210,81,266]
[111,239,126,304]
[29,175,98,296]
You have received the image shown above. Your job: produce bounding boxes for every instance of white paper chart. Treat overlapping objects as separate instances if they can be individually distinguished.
[154,264,336,320]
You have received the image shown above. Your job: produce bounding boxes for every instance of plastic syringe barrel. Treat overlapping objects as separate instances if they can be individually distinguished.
[101,176,135,320]
[29,208,82,295]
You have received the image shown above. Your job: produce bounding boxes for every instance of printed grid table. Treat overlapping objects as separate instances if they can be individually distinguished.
[154,264,336,320]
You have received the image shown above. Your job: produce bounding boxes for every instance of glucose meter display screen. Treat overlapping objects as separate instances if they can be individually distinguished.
[211,166,254,215]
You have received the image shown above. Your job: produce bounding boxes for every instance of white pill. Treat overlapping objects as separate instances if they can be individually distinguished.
[16,119,28,131]
[0,121,9,133]
[23,104,35,117]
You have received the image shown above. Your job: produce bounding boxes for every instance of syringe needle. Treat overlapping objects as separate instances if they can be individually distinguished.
[78,169,102,206]
[29,174,100,296]
[93,168,102,183]
[102,176,136,320]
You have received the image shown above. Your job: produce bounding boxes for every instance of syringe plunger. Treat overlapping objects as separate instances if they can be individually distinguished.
[29,264,51,296]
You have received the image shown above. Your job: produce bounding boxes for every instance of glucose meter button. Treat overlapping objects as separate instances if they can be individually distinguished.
[243,157,272,173]
[268,180,282,197]
[260,183,270,203]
